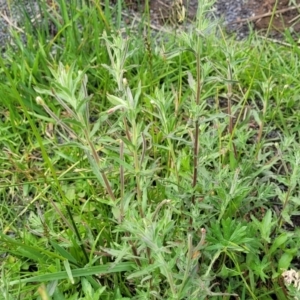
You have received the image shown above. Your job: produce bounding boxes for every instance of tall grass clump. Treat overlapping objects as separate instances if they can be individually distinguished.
[1,0,300,299]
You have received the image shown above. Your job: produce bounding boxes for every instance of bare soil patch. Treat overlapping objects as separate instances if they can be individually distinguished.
[120,0,300,38]
[244,0,300,36]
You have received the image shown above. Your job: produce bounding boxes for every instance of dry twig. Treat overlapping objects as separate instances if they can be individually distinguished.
[229,4,300,25]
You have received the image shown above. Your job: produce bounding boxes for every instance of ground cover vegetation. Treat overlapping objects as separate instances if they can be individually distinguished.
[1,0,300,299]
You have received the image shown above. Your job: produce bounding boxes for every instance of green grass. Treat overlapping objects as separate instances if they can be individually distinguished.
[1,0,300,299]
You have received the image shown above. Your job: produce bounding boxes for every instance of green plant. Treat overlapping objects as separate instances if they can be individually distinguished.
[1,0,300,299]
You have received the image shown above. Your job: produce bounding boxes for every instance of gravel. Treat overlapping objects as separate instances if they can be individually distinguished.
[214,0,255,39]
[0,0,256,50]
[0,0,39,50]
